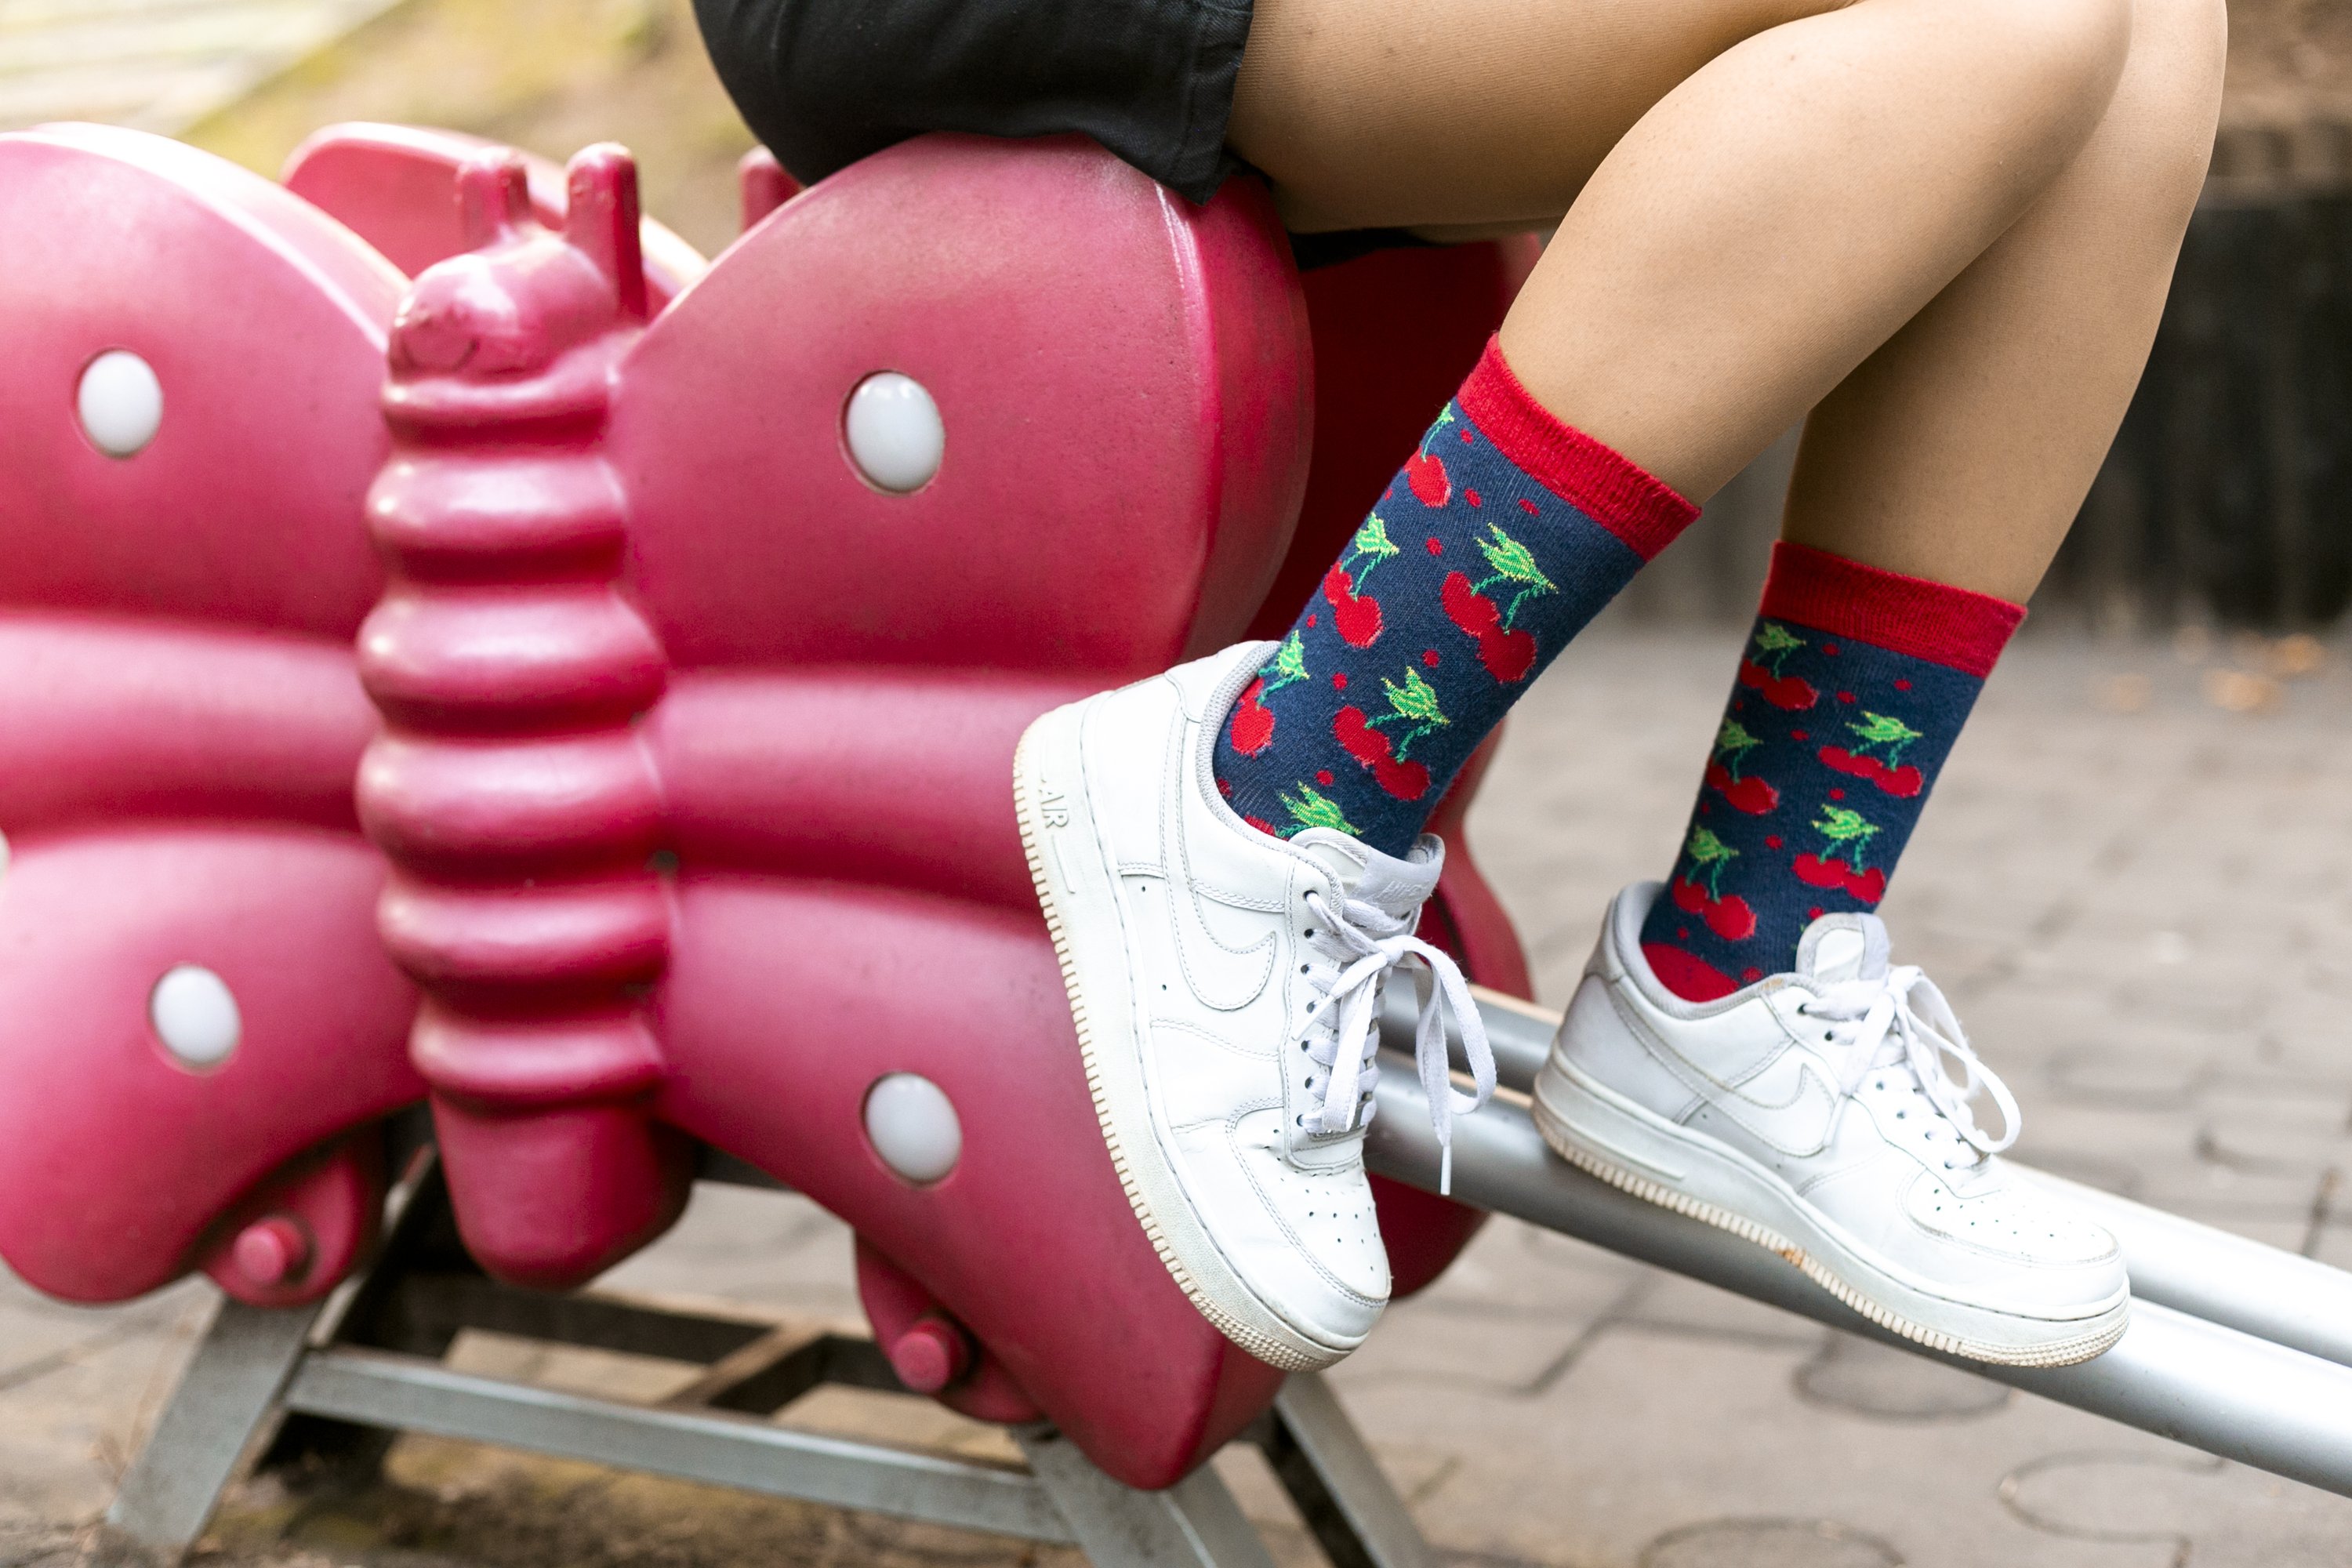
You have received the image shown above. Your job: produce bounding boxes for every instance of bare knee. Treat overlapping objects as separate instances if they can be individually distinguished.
[1940,0,2137,167]
[2109,0,2229,200]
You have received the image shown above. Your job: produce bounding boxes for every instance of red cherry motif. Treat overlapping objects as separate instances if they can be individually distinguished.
[1669,877,1758,941]
[1439,572,1537,682]
[1331,706,1432,801]
[1404,449,1450,507]
[1227,677,1274,757]
[1703,761,1780,815]
[1320,564,1383,648]
[1643,942,1740,1002]
[1791,855,1887,902]
[1817,747,1925,798]
[1736,659,1818,710]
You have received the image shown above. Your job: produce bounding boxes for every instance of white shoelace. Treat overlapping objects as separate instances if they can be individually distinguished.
[1798,965,2020,1162]
[1294,888,1497,1195]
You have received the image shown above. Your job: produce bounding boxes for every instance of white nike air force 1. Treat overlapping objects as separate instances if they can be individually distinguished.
[1534,883,2128,1367]
[1014,641,1494,1370]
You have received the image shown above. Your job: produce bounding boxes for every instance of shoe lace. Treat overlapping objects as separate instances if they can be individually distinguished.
[1294,888,1496,1196]
[1796,965,2020,1163]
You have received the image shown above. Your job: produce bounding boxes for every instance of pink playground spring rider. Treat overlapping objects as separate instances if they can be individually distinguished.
[0,116,1534,1538]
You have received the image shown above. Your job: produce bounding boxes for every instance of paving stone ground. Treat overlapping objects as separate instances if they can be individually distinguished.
[8,623,2352,1568]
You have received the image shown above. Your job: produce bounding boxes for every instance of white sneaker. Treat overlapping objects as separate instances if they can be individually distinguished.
[1013,641,1496,1370]
[1532,883,2127,1367]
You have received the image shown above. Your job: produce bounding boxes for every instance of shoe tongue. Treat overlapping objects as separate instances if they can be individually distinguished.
[1289,829,1443,920]
[1795,910,1890,984]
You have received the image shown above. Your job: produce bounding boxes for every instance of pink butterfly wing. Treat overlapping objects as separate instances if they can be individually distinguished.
[0,129,421,1305]
[608,132,1312,675]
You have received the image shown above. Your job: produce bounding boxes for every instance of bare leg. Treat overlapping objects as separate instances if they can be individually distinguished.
[1229,0,2224,597]
[1784,0,2226,599]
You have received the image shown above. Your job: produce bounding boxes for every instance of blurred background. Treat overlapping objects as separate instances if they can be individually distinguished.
[2,0,2346,638]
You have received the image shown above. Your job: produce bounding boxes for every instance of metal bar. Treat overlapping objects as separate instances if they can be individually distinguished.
[1261,1374,1434,1568]
[1365,1073,2352,1499]
[661,1324,836,1411]
[2016,1167,2352,1374]
[280,1345,1075,1544]
[1018,1427,1278,1568]
[390,1273,779,1364]
[1392,986,2352,1372]
[260,1157,466,1482]
[100,1298,326,1565]
[659,1327,903,1414]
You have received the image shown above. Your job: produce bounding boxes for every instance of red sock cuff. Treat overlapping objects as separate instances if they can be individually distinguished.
[1457,336,1697,561]
[1760,541,2025,679]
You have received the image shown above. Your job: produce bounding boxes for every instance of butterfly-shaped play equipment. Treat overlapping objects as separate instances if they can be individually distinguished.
[0,120,1536,1490]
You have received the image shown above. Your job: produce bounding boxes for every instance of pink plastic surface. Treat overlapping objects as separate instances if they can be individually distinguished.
[283,122,706,308]
[0,122,1530,1488]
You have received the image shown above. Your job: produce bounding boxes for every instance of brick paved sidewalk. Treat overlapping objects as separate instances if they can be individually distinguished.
[8,626,2352,1568]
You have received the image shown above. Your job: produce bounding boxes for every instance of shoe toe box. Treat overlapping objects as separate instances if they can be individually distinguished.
[1167,1110,1389,1348]
[1904,1169,2129,1315]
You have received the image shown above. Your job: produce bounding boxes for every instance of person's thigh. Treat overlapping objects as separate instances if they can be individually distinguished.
[1226,0,1847,234]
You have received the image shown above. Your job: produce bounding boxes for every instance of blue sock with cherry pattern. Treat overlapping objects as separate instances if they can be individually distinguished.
[1213,338,1697,856]
[1639,542,2026,1000]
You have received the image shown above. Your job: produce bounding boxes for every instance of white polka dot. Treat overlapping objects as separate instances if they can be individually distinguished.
[78,350,163,458]
[863,1073,961,1184]
[844,372,943,492]
[151,965,240,1069]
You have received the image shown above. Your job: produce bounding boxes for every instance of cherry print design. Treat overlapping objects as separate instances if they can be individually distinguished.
[1212,392,1680,858]
[1637,608,1997,1000]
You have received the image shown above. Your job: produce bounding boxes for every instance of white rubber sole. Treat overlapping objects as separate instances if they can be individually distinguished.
[1530,1056,2128,1367]
[1012,698,1355,1372]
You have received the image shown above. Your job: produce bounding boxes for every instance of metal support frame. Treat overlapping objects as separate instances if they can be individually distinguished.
[98,1162,1433,1568]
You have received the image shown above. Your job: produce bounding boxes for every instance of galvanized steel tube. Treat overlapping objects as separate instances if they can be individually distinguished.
[1367,1022,2352,1497]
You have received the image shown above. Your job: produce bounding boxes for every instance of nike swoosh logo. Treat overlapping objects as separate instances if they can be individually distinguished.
[1159,710,1275,1012]
[1616,990,1839,1156]
[1699,1054,1840,1156]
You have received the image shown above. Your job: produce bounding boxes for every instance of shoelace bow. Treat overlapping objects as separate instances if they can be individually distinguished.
[1798,965,2020,1160]
[1294,887,1496,1195]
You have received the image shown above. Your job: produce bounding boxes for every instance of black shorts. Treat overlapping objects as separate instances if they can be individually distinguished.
[693,0,1256,208]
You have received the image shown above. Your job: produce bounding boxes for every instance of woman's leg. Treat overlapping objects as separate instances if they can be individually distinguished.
[1236,0,2140,505]
[1020,0,2218,1370]
[1628,0,2220,993]
[1172,0,2215,1369]
[1237,0,2221,592]
[1214,0,2158,855]
[1784,0,2227,599]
